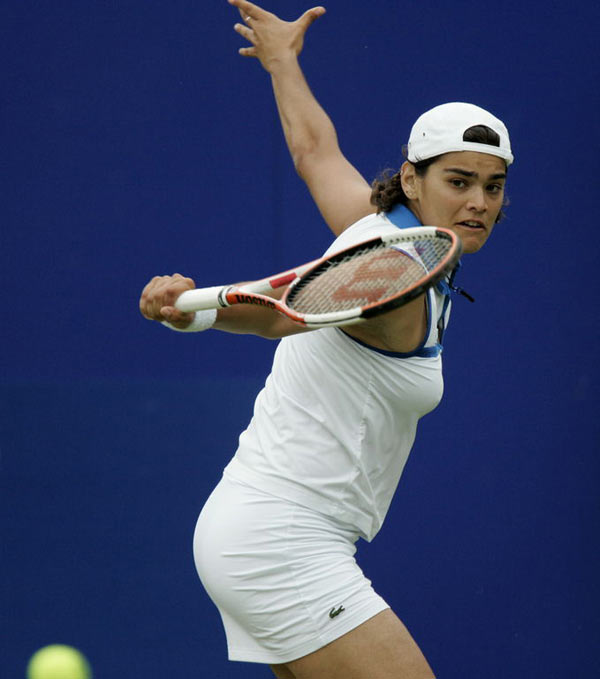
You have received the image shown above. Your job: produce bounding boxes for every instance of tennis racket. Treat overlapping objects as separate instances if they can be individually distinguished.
[175,226,461,328]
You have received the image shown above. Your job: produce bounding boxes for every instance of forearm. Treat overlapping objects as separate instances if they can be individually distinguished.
[214,303,310,339]
[230,2,371,235]
[269,56,339,172]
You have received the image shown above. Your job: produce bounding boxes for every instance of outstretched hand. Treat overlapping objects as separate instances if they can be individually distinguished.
[228,0,326,71]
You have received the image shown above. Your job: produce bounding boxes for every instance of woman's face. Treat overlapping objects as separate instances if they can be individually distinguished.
[402,151,507,254]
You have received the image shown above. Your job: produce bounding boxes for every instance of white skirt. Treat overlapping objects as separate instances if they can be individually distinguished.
[193,472,389,664]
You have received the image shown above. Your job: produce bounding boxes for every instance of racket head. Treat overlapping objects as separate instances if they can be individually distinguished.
[283,226,461,327]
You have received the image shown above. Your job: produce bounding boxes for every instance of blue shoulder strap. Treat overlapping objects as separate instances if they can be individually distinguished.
[384,203,472,349]
[377,205,442,357]
[384,203,422,229]
[386,202,452,299]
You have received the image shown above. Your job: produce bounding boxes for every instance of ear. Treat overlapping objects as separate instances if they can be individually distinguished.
[400,161,418,200]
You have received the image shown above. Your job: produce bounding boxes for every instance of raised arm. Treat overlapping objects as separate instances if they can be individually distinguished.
[229,0,374,236]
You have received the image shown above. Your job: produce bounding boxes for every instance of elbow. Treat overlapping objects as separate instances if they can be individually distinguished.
[258,316,306,340]
[292,146,326,182]
[291,133,339,180]
[256,327,285,340]
[291,147,312,179]
[258,322,292,340]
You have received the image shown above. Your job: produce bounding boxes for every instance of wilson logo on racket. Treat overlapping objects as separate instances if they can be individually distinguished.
[233,293,276,309]
[330,249,418,304]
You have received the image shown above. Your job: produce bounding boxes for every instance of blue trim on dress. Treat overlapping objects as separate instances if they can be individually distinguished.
[340,330,442,359]
[337,204,450,359]
[384,204,422,229]
[340,288,441,359]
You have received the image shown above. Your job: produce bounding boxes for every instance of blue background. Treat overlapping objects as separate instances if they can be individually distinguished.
[2,0,599,677]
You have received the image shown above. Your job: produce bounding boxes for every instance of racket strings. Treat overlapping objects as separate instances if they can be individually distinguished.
[287,237,451,314]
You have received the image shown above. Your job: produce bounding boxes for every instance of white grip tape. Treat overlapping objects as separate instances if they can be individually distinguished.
[175,286,226,312]
[161,308,217,333]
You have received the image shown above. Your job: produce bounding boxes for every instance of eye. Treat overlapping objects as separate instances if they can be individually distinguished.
[486,183,504,194]
[449,178,466,188]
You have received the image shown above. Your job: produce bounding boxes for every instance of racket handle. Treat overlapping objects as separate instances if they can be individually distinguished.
[175,286,228,312]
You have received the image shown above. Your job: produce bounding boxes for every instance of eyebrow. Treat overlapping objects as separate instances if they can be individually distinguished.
[443,167,507,180]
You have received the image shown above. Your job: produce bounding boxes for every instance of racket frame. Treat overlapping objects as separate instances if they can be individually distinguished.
[175,226,461,328]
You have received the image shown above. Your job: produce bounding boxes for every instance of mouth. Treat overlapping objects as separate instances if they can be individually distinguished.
[455,220,486,231]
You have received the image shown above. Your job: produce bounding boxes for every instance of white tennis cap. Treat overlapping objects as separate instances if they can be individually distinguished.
[406,102,514,166]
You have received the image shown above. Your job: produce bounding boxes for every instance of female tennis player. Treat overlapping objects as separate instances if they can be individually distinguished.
[139,2,513,677]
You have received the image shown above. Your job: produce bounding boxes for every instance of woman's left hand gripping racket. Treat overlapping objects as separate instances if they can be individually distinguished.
[175,226,462,328]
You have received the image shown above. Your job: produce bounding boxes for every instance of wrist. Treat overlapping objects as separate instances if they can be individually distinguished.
[161,309,217,333]
[266,52,301,75]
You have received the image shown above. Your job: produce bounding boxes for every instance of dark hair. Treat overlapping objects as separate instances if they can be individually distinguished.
[370,124,508,221]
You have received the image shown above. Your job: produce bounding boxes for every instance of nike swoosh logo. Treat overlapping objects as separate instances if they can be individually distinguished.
[329,605,345,619]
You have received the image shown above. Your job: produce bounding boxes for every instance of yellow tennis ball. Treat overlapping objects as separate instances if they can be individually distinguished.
[27,645,92,679]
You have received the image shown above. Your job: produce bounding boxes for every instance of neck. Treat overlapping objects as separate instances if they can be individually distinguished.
[405,200,422,223]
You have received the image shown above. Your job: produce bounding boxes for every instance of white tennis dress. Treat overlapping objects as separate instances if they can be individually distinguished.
[193,208,453,664]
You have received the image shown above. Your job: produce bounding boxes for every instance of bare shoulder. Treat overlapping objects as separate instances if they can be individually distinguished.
[296,147,376,236]
[343,296,428,354]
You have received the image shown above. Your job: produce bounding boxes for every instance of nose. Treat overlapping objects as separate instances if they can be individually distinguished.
[466,187,488,213]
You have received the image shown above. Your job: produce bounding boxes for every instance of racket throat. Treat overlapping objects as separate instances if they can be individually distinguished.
[218,286,235,307]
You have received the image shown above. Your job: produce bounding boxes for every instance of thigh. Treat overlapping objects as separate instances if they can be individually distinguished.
[193,474,389,665]
[286,609,435,679]
[270,664,296,679]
